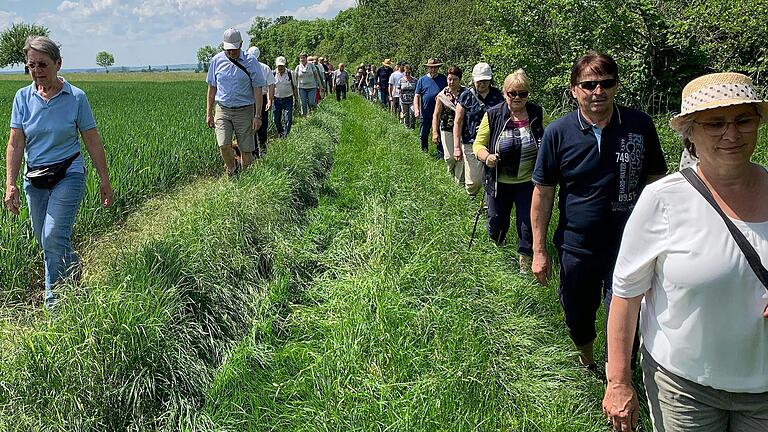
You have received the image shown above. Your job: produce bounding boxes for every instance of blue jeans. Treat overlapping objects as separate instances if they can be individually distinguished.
[378,89,389,108]
[273,96,294,137]
[24,171,86,306]
[298,88,317,116]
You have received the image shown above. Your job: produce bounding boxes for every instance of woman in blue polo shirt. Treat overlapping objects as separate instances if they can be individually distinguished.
[4,36,113,308]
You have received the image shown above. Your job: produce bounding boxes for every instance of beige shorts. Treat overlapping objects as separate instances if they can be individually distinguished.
[214,104,255,153]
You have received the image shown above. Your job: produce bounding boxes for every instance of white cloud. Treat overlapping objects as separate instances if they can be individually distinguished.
[281,0,355,19]
[0,10,22,31]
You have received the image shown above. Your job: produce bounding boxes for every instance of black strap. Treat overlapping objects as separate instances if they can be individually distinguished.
[681,167,768,290]
[228,57,253,87]
[469,87,487,111]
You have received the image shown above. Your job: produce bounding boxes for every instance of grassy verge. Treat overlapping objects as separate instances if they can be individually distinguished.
[0,104,340,431]
[199,96,615,431]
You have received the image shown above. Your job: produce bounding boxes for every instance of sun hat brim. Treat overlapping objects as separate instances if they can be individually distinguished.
[670,99,768,133]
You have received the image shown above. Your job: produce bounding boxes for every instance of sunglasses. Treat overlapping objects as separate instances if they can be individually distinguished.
[506,91,529,99]
[576,78,618,91]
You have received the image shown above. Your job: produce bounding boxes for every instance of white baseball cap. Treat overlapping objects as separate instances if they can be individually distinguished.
[222,28,242,50]
[472,62,492,82]
[247,46,260,59]
[275,56,287,67]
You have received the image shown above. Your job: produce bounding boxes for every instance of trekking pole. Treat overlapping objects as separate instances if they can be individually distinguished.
[468,192,486,250]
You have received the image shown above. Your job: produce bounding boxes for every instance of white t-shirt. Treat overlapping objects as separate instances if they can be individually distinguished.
[613,167,768,393]
[388,71,404,97]
[258,62,276,92]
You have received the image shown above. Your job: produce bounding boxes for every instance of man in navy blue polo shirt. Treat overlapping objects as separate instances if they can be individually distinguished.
[530,52,667,371]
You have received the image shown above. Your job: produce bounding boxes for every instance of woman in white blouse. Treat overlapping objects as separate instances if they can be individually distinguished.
[603,72,768,432]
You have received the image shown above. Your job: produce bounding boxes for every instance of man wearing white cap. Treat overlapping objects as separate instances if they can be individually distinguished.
[247,46,276,158]
[205,28,266,175]
[273,55,298,137]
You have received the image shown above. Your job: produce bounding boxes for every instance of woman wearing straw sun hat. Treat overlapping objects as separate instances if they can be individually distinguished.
[604,72,768,432]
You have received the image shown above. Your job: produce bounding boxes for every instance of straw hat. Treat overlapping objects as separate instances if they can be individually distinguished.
[670,72,768,132]
[424,58,443,67]
[382,58,392,67]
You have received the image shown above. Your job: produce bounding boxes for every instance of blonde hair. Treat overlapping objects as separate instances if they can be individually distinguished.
[503,69,530,92]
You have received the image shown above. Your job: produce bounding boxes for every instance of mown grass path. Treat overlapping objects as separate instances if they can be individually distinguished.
[202,97,621,431]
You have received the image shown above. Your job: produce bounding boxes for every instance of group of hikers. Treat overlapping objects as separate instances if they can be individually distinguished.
[4,28,768,432]
[205,28,351,176]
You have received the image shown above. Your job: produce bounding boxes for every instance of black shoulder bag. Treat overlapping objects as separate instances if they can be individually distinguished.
[681,167,768,290]
[25,152,80,189]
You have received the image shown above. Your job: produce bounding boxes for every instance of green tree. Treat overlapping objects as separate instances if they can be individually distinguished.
[0,22,50,74]
[95,51,114,73]
[196,45,219,72]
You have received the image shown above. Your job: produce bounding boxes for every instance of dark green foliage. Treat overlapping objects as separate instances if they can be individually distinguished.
[234,1,767,114]
[0,23,50,72]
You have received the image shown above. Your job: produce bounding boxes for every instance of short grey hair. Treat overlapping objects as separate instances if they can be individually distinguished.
[23,36,61,62]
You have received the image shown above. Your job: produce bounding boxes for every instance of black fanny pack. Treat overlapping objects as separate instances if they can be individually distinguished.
[25,152,80,189]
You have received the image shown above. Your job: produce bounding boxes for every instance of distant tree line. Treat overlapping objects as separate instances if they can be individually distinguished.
[219,0,767,115]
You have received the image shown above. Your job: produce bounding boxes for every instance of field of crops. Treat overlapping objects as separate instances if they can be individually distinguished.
[0,74,215,304]
[1,74,767,431]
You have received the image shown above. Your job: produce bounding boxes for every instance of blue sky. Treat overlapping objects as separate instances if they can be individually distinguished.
[1,0,355,70]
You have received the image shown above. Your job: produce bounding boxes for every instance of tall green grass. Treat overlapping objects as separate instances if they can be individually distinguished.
[199,97,612,431]
[0,104,341,431]
[0,80,215,303]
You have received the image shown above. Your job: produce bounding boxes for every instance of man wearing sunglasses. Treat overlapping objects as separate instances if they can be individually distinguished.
[530,52,668,373]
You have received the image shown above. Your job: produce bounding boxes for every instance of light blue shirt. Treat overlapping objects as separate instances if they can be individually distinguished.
[11,79,94,173]
[206,51,266,108]
[591,124,603,153]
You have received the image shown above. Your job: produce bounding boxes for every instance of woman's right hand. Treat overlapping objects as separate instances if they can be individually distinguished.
[603,382,640,432]
[4,185,20,215]
[432,131,439,144]
[485,154,498,168]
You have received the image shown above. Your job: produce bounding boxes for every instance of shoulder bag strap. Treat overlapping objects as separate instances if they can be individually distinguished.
[681,167,768,290]
[470,87,486,111]
[228,57,253,87]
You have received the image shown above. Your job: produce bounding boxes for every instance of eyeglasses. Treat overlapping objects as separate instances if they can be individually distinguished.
[26,62,50,70]
[576,78,618,91]
[506,91,529,99]
[693,116,762,136]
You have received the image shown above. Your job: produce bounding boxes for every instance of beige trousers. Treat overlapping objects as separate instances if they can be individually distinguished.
[642,350,768,432]
[440,130,464,185]
[462,142,483,196]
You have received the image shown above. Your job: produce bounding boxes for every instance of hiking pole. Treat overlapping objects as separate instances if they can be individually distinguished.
[468,192,486,250]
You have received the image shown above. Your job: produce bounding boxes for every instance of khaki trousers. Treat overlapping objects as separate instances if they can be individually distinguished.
[440,130,464,185]
[642,350,768,432]
[462,142,483,196]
